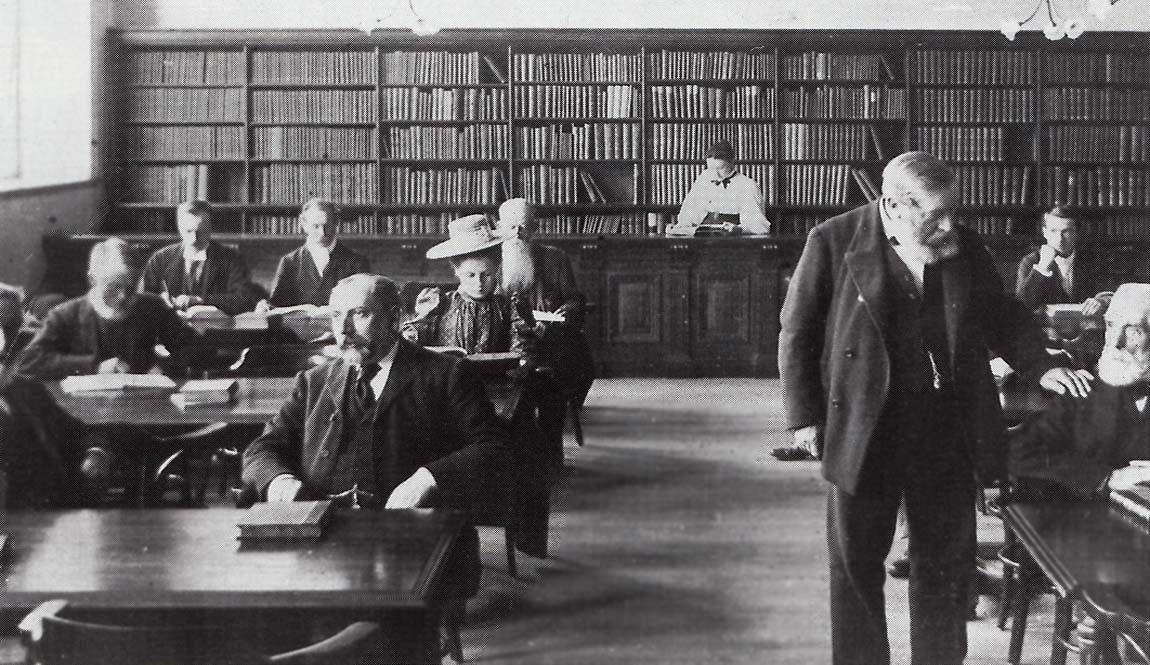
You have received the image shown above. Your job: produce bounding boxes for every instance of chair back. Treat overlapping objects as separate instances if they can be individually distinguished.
[227,344,332,377]
[36,613,267,665]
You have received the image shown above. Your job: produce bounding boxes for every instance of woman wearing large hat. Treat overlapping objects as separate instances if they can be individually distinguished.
[402,214,535,355]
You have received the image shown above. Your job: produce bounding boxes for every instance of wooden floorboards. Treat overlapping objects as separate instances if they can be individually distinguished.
[464,378,1057,664]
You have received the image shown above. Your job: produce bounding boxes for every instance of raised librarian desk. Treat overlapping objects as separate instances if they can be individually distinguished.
[0,508,464,664]
[1002,501,1150,663]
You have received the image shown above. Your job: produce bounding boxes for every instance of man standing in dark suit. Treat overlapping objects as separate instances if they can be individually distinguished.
[242,273,509,597]
[779,152,1088,665]
[257,198,370,310]
[1015,206,1111,315]
[141,200,262,315]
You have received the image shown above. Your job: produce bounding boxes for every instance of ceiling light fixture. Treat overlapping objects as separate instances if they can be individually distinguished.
[1000,0,1087,40]
[356,0,441,36]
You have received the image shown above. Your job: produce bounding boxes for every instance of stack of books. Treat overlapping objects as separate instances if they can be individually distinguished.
[170,378,239,409]
[237,500,335,540]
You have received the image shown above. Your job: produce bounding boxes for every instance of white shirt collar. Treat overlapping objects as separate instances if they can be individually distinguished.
[183,245,208,263]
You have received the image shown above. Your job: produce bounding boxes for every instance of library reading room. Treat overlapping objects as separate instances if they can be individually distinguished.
[7,1,1150,664]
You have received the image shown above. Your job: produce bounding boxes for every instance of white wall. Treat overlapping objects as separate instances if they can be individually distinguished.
[113,0,1150,32]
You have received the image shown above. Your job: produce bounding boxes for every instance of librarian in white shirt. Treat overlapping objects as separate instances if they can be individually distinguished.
[670,140,771,236]
[1015,206,1111,316]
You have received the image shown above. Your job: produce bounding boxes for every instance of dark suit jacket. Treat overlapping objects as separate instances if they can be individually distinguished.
[1015,248,1108,311]
[141,241,262,315]
[779,201,1052,494]
[1009,382,1150,499]
[268,243,370,308]
[0,375,89,508]
[17,294,199,380]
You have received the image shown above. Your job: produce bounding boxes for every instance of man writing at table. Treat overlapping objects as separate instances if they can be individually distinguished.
[19,238,199,380]
[1010,283,1150,498]
[242,273,509,598]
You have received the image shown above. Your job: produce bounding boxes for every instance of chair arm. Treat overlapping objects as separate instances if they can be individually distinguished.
[18,599,68,645]
[157,422,231,446]
[268,621,380,665]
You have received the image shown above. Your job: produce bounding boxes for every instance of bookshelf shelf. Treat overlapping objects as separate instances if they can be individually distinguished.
[127,83,243,89]
[649,78,775,85]
[780,117,905,123]
[249,122,378,127]
[377,83,508,89]
[248,83,377,90]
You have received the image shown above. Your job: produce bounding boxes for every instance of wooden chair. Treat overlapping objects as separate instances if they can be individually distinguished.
[220,343,333,378]
[18,600,381,665]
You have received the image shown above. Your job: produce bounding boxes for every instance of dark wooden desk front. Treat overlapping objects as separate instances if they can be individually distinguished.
[0,508,464,664]
[1003,502,1150,663]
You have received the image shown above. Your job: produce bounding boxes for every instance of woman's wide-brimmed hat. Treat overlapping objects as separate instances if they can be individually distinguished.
[425,214,505,260]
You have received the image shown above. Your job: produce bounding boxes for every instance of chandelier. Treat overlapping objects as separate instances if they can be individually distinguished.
[999,0,1120,39]
[357,0,441,36]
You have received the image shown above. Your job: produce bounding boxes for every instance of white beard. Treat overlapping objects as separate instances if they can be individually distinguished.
[502,238,537,295]
[1097,349,1150,387]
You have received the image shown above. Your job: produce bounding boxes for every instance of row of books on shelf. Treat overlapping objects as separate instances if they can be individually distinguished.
[783,164,853,206]
[382,87,508,121]
[1043,52,1149,84]
[248,214,377,236]
[125,126,245,160]
[1042,88,1150,122]
[648,85,773,119]
[381,51,486,85]
[538,213,651,235]
[123,164,244,204]
[781,123,885,161]
[913,126,1005,162]
[252,163,379,203]
[648,164,775,206]
[953,165,1032,206]
[649,123,774,160]
[252,90,376,124]
[513,85,639,120]
[382,166,509,205]
[910,50,1037,85]
[254,126,375,160]
[1046,126,1150,163]
[781,85,905,120]
[781,52,895,82]
[129,50,244,85]
[1043,166,1150,207]
[513,53,643,83]
[515,123,641,160]
[251,50,376,85]
[383,124,509,160]
[648,50,776,81]
[1078,215,1150,238]
[914,88,1036,123]
[127,88,244,123]
[517,164,636,205]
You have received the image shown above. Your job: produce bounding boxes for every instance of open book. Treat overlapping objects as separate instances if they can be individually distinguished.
[267,304,331,318]
[60,374,177,394]
[180,305,229,320]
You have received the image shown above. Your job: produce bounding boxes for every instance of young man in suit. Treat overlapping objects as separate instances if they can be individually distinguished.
[140,200,262,315]
[257,198,370,310]
[1015,206,1111,315]
[242,273,509,598]
[0,283,116,508]
[19,238,199,380]
[779,151,1088,665]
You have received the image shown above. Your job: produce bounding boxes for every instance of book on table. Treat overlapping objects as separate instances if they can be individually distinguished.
[170,378,239,408]
[237,500,334,540]
[1110,483,1150,531]
[60,374,178,394]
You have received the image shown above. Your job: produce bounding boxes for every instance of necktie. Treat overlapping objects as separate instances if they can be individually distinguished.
[1049,260,1070,300]
[350,363,380,423]
[187,260,204,294]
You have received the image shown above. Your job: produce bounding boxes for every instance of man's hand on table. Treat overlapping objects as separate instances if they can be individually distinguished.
[386,467,437,508]
[267,474,304,502]
[1039,367,1093,398]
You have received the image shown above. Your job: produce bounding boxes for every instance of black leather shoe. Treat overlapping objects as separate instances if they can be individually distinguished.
[771,446,815,461]
[887,556,910,579]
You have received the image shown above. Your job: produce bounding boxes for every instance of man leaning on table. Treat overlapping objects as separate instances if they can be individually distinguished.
[140,199,262,315]
[18,238,199,380]
[242,273,509,598]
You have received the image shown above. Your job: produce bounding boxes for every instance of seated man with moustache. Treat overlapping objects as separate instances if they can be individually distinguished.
[0,283,116,508]
[1010,283,1150,498]
[141,199,263,315]
[402,214,535,357]
[19,238,200,380]
[242,273,510,600]
[257,198,371,311]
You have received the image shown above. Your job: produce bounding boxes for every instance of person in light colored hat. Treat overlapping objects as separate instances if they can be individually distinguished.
[403,214,535,356]
[671,139,771,235]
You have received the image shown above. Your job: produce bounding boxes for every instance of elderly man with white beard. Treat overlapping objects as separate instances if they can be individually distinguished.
[1009,283,1150,499]
[495,198,594,472]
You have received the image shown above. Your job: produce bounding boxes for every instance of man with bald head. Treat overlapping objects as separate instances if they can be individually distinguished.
[243,273,509,597]
[780,152,1084,665]
[20,238,199,379]
[1011,283,1150,497]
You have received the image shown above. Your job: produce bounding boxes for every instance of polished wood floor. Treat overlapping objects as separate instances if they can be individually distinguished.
[465,378,1059,665]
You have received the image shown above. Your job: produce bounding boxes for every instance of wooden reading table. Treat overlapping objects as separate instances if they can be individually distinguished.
[0,507,464,664]
[1003,501,1150,663]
